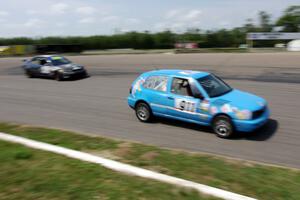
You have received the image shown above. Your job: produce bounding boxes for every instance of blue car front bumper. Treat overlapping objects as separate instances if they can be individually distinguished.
[233,108,270,132]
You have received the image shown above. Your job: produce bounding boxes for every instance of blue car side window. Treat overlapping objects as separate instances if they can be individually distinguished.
[143,76,168,92]
[170,77,194,97]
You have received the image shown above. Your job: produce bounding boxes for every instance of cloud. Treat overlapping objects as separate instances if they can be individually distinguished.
[183,10,202,21]
[56,22,66,27]
[26,10,39,15]
[50,3,68,14]
[24,18,44,27]
[101,15,119,23]
[154,22,185,32]
[219,21,231,27]
[75,6,96,15]
[79,17,95,24]
[155,9,203,32]
[0,10,9,16]
[126,18,140,24]
[165,9,180,19]
[154,22,165,30]
[0,19,6,23]
[26,3,69,16]
[164,9,202,22]
[170,22,184,29]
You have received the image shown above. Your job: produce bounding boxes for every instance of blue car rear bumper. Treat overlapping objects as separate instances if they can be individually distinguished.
[233,108,270,132]
[127,96,136,109]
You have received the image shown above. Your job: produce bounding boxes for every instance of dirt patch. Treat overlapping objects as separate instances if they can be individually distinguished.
[113,142,133,158]
[87,150,120,160]
[140,151,159,161]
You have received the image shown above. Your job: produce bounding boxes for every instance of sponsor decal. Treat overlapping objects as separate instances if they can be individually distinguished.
[220,104,232,113]
[132,77,145,97]
[52,56,63,60]
[40,66,51,74]
[200,100,210,112]
[210,106,218,115]
[231,107,238,112]
[175,98,196,113]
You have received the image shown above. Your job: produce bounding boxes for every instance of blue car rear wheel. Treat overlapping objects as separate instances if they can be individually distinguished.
[135,102,152,122]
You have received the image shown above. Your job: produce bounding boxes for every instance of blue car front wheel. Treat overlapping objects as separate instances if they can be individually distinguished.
[212,115,234,138]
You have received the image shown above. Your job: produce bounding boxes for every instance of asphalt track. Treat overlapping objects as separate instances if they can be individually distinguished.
[0,52,300,168]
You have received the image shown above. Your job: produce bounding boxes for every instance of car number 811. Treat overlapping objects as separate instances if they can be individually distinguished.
[175,98,197,113]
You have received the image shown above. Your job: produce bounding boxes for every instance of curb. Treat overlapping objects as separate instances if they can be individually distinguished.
[0,132,256,200]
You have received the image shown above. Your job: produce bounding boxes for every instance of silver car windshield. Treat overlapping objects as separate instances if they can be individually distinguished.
[51,57,71,66]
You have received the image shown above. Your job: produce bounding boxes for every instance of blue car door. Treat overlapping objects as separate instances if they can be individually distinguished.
[166,77,210,124]
[142,75,170,114]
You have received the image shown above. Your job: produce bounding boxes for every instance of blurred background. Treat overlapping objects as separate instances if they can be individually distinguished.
[0,1,300,200]
[0,0,299,55]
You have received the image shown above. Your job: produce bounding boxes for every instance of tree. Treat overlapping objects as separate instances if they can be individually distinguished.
[153,31,175,49]
[276,6,300,32]
[243,18,257,32]
[258,11,273,31]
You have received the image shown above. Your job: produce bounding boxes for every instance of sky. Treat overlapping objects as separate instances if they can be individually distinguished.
[0,0,298,37]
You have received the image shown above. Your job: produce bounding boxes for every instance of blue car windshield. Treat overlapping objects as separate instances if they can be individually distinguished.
[197,74,232,98]
[51,57,71,66]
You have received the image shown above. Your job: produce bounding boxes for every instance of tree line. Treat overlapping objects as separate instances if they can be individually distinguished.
[0,6,299,49]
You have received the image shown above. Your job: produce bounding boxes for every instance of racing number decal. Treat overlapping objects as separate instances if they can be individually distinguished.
[175,98,196,113]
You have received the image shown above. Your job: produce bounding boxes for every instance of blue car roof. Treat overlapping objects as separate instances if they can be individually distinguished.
[146,69,210,79]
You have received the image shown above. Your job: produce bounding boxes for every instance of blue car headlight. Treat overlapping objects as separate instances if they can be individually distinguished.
[234,109,252,120]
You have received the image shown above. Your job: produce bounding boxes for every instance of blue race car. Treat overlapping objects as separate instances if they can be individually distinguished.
[128,70,270,138]
[22,55,88,81]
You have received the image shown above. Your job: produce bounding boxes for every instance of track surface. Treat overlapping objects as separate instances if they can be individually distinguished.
[1,52,300,168]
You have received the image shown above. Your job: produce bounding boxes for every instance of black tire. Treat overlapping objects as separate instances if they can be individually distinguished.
[212,115,234,138]
[54,72,63,81]
[25,70,34,78]
[135,102,152,122]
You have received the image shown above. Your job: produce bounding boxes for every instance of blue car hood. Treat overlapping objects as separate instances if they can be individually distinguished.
[211,89,266,111]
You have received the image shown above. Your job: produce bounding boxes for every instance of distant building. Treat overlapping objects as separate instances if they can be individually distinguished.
[175,42,198,49]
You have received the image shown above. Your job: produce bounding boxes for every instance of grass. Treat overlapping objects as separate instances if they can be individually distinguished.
[0,122,300,200]
[0,141,217,200]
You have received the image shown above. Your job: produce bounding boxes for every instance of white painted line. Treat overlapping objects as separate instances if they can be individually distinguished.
[0,132,256,200]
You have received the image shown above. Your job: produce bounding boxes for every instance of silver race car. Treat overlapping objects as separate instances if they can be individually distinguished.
[22,55,88,81]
